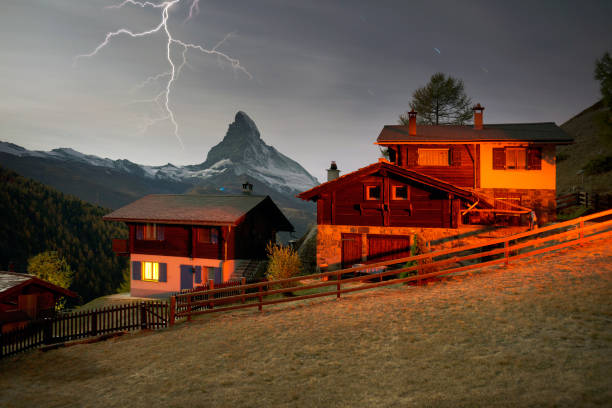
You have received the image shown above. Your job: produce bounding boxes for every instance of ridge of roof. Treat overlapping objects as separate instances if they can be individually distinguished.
[297,161,475,201]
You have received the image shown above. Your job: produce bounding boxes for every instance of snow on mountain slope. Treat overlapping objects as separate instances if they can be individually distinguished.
[0,112,318,195]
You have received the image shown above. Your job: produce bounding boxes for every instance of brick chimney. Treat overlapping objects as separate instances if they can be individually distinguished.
[473,103,484,130]
[408,110,417,136]
[327,161,340,181]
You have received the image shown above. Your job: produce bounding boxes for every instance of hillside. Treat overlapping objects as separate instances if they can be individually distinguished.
[0,166,128,302]
[1,238,610,406]
[557,100,612,194]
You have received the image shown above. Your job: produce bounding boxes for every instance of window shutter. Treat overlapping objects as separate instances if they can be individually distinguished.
[407,147,418,166]
[132,261,142,281]
[527,148,542,170]
[136,225,144,240]
[194,266,202,284]
[158,263,167,282]
[451,148,462,167]
[492,148,506,170]
[157,225,164,241]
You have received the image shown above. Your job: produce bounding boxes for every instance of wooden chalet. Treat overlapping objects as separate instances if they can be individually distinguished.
[104,193,293,298]
[298,105,573,270]
[0,271,78,333]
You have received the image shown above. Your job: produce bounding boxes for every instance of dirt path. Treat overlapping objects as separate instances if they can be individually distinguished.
[2,239,611,407]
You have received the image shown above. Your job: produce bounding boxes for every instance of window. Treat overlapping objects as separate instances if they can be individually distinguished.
[392,185,409,200]
[365,185,381,200]
[136,223,164,241]
[493,147,541,170]
[418,149,449,166]
[142,261,159,282]
[506,148,527,169]
[197,227,219,244]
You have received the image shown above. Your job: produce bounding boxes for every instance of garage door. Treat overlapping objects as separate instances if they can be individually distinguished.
[367,234,412,263]
[341,233,362,268]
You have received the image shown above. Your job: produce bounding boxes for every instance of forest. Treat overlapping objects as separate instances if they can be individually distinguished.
[0,166,127,302]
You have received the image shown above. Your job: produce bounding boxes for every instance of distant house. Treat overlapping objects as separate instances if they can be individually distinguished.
[298,105,572,270]
[0,271,78,333]
[104,191,294,298]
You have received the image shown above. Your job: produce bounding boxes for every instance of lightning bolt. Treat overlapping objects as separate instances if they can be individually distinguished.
[74,0,251,149]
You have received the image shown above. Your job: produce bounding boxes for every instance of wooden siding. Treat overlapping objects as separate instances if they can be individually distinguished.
[392,144,476,188]
[367,234,411,263]
[321,172,455,228]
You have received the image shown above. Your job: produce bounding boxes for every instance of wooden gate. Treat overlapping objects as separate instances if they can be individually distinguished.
[341,233,362,268]
[367,234,412,263]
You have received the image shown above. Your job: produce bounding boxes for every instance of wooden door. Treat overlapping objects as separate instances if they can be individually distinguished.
[341,233,362,268]
[180,265,193,290]
[367,235,412,263]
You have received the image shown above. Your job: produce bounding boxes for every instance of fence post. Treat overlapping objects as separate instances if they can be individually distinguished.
[140,302,148,329]
[258,285,263,311]
[208,279,215,310]
[337,270,341,298]
[579,219,585,243]
[43,319,53,345]
[504,241,509,267]
[417,260,422,286]
[169,296,176,327]
[187,293,192,322]
[241,277,246,304]
[91,312,98,337]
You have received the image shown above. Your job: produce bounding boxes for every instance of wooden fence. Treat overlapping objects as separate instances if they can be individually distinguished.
[171,208,612,323]
[1,301,168,358]
[557,191,612,212]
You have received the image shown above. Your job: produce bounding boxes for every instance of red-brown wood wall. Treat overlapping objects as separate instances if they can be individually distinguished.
[388,144,478,188]
[317,172,458,228]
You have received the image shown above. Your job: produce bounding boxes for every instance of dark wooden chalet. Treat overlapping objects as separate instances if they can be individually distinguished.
[104,194,293,297]
[0,271,78,333]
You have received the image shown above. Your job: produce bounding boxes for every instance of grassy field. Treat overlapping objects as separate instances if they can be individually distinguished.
[1,239,611,407]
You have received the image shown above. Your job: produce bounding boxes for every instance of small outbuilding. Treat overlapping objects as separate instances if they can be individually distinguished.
[0,271,78,333]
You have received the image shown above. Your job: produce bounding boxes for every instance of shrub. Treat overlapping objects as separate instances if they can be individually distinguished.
[583,155,612,175]
[265,242,302,287]
[28,251,73,310]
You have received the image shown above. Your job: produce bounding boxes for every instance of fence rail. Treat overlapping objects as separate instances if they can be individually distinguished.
[171,208,612,322]
[557,191,612,212]
[1,301,168,358]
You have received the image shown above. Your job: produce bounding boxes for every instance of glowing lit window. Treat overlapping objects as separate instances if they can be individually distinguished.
[506,148,527,169]
[392,186,409,200]
[417,149,449,166]
[365,185,381,200]
[142,262,159,282]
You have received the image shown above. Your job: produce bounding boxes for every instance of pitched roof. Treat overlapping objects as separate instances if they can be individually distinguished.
[103,194,294,230]
[0,271,78,300]
[297,160,476,201]
[377,122,573,144]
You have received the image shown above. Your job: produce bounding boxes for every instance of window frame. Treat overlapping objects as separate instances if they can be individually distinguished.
[365,185,381,201]
[196,227,219,244]
[391,185,409,200]
[137,223,164,241]
[417,148,450,167]
[142,261,159,282]
[505,147,527,170]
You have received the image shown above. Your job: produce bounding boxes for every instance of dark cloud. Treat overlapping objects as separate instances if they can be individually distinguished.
[1,0,610,182]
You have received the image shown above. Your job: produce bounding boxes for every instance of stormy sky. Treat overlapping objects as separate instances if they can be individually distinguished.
[1,0,611,182]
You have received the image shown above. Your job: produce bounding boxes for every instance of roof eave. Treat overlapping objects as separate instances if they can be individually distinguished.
[102,216,237,227]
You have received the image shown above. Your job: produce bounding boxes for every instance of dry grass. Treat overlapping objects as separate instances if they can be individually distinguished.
[1,239,612,407]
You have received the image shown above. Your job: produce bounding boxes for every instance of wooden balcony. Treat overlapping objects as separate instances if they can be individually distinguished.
[112,239,129,256]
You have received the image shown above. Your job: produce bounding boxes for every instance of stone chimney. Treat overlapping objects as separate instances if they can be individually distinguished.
[473,103,484,130]
[408,110,417,136]
[242,180,253,195]
[327,161,340,181]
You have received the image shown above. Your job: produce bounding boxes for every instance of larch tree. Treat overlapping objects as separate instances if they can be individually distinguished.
[400,72,473,125]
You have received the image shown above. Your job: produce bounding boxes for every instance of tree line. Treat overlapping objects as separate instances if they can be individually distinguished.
[0,166,128,303]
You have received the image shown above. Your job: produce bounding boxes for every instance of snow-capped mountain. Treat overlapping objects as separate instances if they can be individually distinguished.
[0,111,319,196]
[192,111,319,194]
